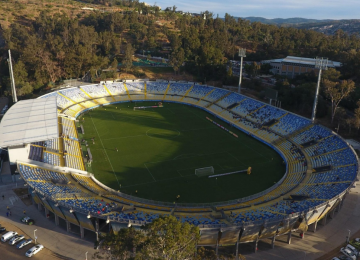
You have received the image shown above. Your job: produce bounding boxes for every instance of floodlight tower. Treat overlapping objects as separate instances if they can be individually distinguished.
[238,48,246,94]
[311,57,328,123]
[7,50,18,103]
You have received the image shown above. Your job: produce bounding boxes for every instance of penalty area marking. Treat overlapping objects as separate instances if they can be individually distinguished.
[184,106,272,162]
[144,163,156,181]
[208,169,248,178]
[89,112,121,187]
[176,164,224,177]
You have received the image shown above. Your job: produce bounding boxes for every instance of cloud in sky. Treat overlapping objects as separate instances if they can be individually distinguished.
[152,0,360,19]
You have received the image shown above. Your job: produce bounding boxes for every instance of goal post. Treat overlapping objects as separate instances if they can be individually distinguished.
[133,107,146,110]
[195,166,214,177]
[134,103,164,110]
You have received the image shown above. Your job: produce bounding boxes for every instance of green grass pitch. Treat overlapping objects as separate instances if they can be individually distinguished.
[78,102,285,203]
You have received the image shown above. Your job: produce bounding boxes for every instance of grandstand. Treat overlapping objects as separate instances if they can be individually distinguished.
[0,79,358,255]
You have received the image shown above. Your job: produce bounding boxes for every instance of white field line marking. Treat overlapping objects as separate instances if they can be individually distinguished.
[121,175,184,188]
[146,151,228,164]
[176,166,201,176]
[185,106,270,161]
[216,163,225,170]
[144,163,156,181]
[226,151,247,167]
[90,112,121,187]
[166,108,176,114]
[102,134,145,141]
[145,129,180,139]
[101,150,108,162]
[176,169,184,177]
[100,127,216,141]
[110,111,116,120]
[173,153,202,160]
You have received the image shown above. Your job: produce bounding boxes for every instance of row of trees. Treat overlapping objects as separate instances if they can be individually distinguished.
[93,215,241,260]
[1,2,360,126]
[272,68,359,132]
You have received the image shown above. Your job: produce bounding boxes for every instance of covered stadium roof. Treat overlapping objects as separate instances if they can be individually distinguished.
[283,56,341,67]
[262,56,341,68]
[0,97,58,147]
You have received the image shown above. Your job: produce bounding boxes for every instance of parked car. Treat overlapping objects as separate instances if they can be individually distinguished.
[21,216,35,225]
[340,247,356,260]
[9,235,25,245]
[25,244,44,257]
[0,226,6,233]
[1,231,18,242]
[355,238,360,243]
[17,239,33,249]
[332,255,354,260]
[346,244,359,256]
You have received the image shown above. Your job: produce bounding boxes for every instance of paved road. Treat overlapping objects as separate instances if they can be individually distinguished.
[0,221,66,260]
[0,185,95,260]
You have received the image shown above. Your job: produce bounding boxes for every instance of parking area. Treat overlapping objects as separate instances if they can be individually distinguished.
[0,221,65,260]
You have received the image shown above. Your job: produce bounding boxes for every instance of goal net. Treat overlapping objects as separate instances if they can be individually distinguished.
[195,166,214,177]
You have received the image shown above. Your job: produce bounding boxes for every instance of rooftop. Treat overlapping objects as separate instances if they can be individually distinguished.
[0,97,58,147]
[262,56,341,67]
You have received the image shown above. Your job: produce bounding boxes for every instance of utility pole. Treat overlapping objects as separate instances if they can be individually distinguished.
[238,48,246,94]
[34,229,37,244]
[7,50,18,103]
[311,57,328,123]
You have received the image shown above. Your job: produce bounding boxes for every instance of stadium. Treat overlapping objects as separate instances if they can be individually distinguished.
[0,80,358,255]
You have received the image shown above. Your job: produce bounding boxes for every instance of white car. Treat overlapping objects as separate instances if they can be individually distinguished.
[345,244,359,256]
[355,238,360,243]
[332,255,354,260]
[25,244,44,257]
[1,231,18,242]
[9,235,25,245]
[340,247,356,260]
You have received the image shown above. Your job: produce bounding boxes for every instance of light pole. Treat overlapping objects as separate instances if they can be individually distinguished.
[85,251,88,260]
[346,229,351,244]
[238,48,246,94]
[311,57,328,123]
[34,229,37,244]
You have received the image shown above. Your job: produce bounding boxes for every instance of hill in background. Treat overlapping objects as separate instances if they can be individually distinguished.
[240,17,360,35]
[242,17,333,25]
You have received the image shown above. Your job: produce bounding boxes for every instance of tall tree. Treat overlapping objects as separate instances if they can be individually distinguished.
[122,43,134,73]
[353,100,360,133]
[93,227,146,260]
[323,79,356,123]
[17,82,34,97]
[169,48,185,75]
[322,68,341,82]
[93,216,200,260]
[141,215,200,260]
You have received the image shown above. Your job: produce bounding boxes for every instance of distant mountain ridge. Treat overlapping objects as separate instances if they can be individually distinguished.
[241,17,334,25]
[238,17,360,35]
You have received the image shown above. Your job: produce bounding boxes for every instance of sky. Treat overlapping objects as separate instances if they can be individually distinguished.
[151,0,360,20]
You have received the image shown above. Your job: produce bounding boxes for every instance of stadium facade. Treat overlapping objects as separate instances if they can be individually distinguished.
[261,56,341,78]
[0,79,358,255]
